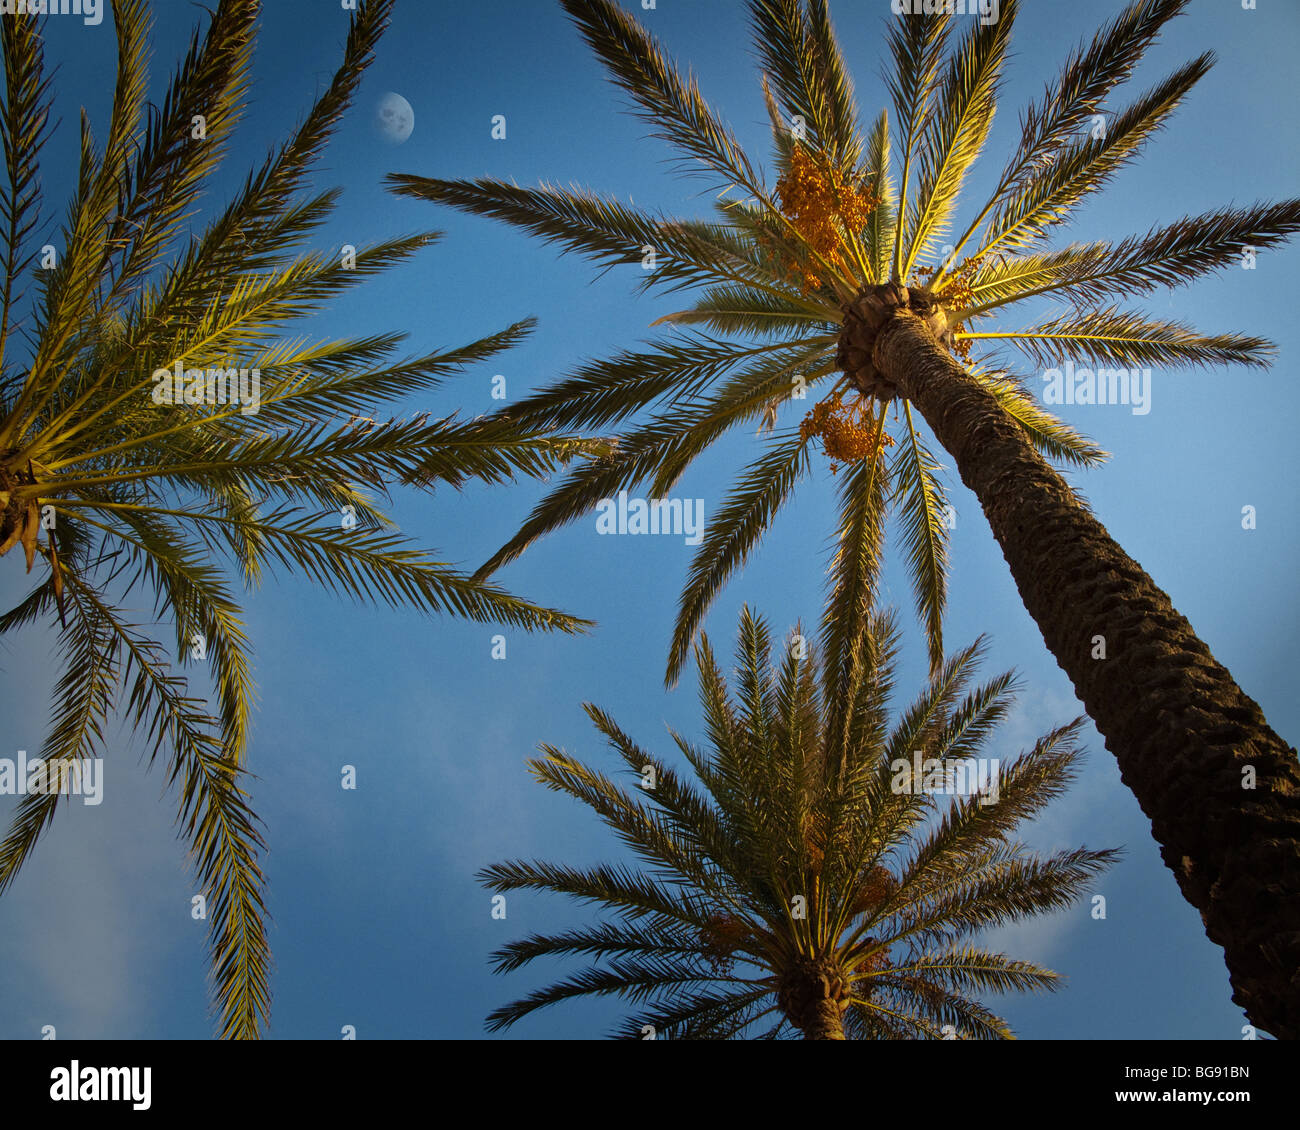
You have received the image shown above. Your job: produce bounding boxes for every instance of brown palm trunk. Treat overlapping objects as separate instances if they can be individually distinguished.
[800,999,847,1040]
[778,956,849,1039]
[861,297,1300,1039]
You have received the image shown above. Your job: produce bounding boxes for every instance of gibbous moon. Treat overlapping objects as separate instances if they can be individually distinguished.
[374,92,414,145]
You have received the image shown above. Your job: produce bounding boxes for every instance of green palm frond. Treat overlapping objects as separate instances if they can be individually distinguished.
[884,4,952,280]
[804,0,860,164]
[472,430,684,581]
[819,440,889,736]
[965,201,1300,315]
[0,9,54,379]
[1013,0,1188,165]
[615,986,776,1041]
[653,284,835,339]
[491,920,712,974]
[85,503,256,757]
[557,0,762,194]
[16,0,255,443]
[667,431,812,687]
[973,367,1108,468]
[474,338,835,581]
[480,857,714,929]
[63,573,270,1043]
[748,0,861,170]
[584,702,754,887]
[0,580,117,897]
[890,404,950,673]
[528,746,721,891]
[237,318,541,434]
[902,1,1015,277]
[965,307,1273,370]
[858,958,1028,1039]
[386,177,735,296]
[976,53,1213,258]
[862,109,896,283]
[892,846,1117,953]
[492,334,770,434]
[956,244,1106,313]
[882,946,1060,997]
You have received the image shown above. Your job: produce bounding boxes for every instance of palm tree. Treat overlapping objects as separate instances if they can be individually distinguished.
[481,591,1116,1039]
[390,0,1300,1036]
[0,0,600,1038]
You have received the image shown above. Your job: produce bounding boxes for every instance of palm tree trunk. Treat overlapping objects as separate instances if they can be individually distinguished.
[779,956,849,1039]
[801,999,847,1040]
[867,303,1300,1039]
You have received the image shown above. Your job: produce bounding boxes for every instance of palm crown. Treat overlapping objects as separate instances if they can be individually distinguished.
[0,0,598,1038]
[482,595,1116,1039]
[390,0,1300,683]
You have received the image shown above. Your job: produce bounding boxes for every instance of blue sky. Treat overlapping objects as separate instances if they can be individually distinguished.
[0,0,1297,1040]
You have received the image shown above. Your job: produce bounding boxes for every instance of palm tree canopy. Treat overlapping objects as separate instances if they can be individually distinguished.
[389,0,1300,684]
[0,0,601,1038]
[480,588,1118,1039]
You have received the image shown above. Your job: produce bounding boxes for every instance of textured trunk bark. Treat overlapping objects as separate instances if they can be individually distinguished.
[779,956,849,1040]
[870,307,1300,1039]
[800,999,847,1041]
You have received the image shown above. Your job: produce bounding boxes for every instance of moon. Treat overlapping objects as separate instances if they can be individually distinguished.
[374,92,414,145]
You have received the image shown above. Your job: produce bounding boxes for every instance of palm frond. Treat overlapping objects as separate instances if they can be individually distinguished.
[0,7,55,376]
[978,52,1212,257]
[903,1,1016,277]
[61,573,271,1042]
[965,306,1273,370]
[890,404,949,673]
[653,284,835,339]
[820,444,889,767]
[747,0,861,169]
[974,367,1109,467]
[0,586,117,898]
[558,0,761,193]
[970,200,1300,313]
[941,0,1191,272]
[667,431,811,687]
[884,3,952,280]
[493,334,770,434]
[862,109,896,283]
